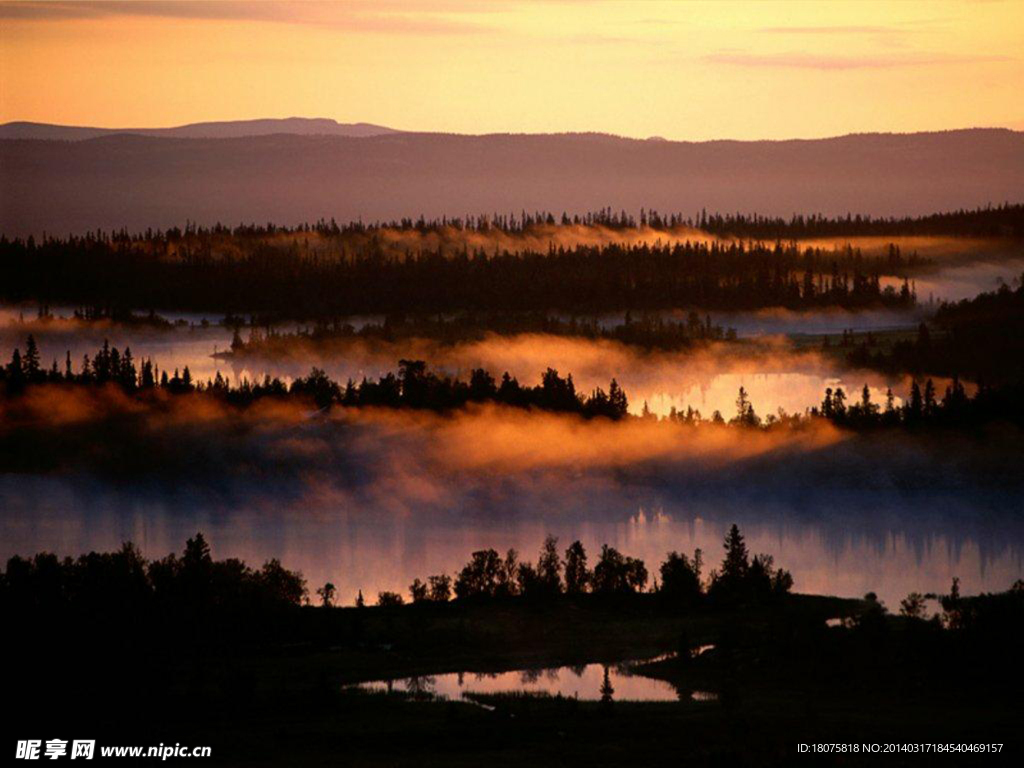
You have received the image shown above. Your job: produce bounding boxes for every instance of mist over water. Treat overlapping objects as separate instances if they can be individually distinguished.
[2,387,1022,608]
[4,237,1019,413]
[722,308,923,337]
[1,477,1020,610]
[3,250,1023,610]
[897,258,1024,304]
[0,313,916,420]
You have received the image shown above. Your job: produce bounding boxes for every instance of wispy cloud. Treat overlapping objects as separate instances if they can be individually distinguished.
[704,51,1011,71]
[758,25,900,36]
[0,1,492,34]
[0,1,251,21]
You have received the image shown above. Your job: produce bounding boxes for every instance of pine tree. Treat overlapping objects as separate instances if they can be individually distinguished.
[908,380,923,420]
[23,335,40,380]
[608,378,628,419]
[720,524,749,582]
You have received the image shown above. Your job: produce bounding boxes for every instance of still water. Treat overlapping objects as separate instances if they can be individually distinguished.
[1,491,1020,611]
[354,660,681,702]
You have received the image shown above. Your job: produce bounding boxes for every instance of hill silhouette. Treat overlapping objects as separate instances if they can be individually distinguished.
[1,128,1021,236]
[0,117,398,141]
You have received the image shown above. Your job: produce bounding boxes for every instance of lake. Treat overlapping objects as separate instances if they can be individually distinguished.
[2,486,1020,610]
[2,301,1022,610]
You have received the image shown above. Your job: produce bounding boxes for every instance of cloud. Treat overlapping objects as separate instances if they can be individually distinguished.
[703,51,1011,70]
[758,25,901,36]
[0,1,255,21]
[0,1,492,35]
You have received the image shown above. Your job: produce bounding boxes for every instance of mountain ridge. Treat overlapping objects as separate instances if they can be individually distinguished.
[2,128,1021,236]
[0,117,398,141]
[2,119,1018,144]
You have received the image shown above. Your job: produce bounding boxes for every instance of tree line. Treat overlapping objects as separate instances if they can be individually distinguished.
[5,203,1018,244]
[695,203,1024,240]
[845,276,1024,385]
[0,227,922,317]
[382,525,792,608]
[0,338,632,419]
[2,532,306,624]
[1,525,788,617]
[225,311,735,356]
[3,336,1023,429]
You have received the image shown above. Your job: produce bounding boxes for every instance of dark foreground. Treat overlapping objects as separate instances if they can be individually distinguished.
[4,579,1022,765]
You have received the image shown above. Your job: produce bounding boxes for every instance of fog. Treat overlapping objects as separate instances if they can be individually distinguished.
[2,387,1022,607]
[0,311,945,423]
[893,258,1024,304]
[225,333,920,418]
[705,307,923,338]
[3,250,1021,610]
[307,222,728,259]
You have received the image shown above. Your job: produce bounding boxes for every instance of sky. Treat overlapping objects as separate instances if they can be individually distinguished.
[0,0,1022,140]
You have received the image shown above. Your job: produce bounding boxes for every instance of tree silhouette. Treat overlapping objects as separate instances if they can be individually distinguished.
[659,549,703,605]
[427,574,452,602]
[564,541,590,595]
[23,335,40,380]
[316,582,336,607]
[409,578,428,603]
[536,535,562,596]
[721,525,749,581]
[900,592,927,619]
[376,591,404,607]
[600,665,615,706]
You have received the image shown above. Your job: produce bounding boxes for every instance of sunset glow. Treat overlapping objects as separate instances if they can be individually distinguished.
[2,0,1022,138]
[2,1,1023,759]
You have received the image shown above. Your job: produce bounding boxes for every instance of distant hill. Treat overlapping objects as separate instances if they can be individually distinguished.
[0,118,398,141]
[1,128,1021,236]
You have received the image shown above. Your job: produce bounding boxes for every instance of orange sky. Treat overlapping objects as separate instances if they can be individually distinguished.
[1,0,1021,139]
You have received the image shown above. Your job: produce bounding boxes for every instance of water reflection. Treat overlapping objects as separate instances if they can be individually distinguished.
[690,691,719,702]
[2,296,1023,609]
[0,486,1020,610]
[355,660,680,702]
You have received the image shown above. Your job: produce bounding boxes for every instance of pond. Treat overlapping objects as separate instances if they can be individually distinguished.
[352,659,683,702]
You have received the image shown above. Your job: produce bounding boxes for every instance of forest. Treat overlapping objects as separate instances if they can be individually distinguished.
[223,311,735,356]
[845,276,1024,384]
[2,205,990,316]
[693,202,1024,239]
